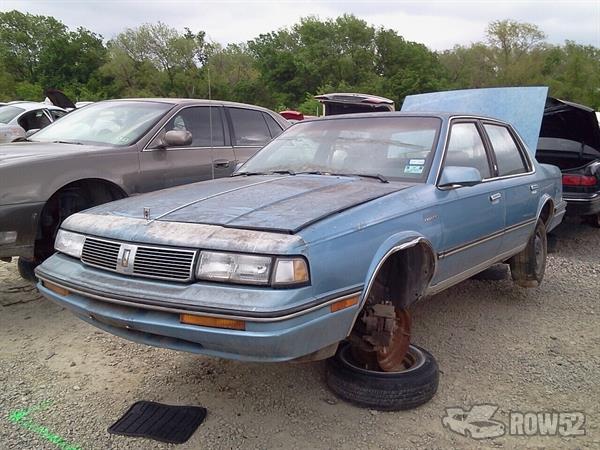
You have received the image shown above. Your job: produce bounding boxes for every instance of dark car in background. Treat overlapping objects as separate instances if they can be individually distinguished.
[0,98,288,279]
[537,97,600,226]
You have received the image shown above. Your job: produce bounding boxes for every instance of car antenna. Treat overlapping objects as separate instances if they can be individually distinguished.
[208,67,215,180]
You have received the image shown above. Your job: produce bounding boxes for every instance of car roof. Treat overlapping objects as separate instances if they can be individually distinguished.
[4,101,66,112]
[100,98,278,114]
[299,111,512,126]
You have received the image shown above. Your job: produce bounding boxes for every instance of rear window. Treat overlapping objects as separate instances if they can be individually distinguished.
[229,108,271,146]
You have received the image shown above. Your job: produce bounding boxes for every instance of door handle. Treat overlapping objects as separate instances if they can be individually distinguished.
[530,184,539,192]
[213,159,231,168]
[490,192,502,202]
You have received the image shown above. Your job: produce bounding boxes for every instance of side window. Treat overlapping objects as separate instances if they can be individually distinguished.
[484,124,528,176]
[161,107,225,147]
[49,109,67,121]
[445,123,491,179]
[262,112,283,138]
[18,110,51,131]
[229,108,271,146]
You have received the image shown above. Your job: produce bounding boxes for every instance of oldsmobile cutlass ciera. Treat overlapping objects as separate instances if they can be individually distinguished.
[36,110,565,410]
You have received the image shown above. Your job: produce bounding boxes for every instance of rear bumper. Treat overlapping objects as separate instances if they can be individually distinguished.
[548,200,567,232]
[563,193,600,216]
[0,202,45,259]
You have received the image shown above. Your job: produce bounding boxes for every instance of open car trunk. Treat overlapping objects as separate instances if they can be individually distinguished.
[536,97,600,173]
[536,98,600,197]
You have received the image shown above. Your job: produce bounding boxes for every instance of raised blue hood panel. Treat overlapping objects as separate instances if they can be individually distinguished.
[87,175,410,234]
[402,87,548,155]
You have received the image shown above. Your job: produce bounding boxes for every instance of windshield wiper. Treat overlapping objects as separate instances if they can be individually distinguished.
[52,140,82,145]
[325,172,389,183]
[233,170,296,177]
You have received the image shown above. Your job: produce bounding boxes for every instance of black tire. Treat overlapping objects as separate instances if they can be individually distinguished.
[584,213,600,228]
[326,343,439,411]
[509,220,547,288]
[17,257,38,283]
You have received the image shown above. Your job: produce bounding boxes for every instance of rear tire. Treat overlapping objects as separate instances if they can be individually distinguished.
[509,220,547,288]
[326,343,439,411]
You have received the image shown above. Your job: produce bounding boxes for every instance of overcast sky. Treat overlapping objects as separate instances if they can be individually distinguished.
[3,0,599,50]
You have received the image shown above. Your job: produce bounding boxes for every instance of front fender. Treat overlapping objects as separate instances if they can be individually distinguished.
[362,231,436,302]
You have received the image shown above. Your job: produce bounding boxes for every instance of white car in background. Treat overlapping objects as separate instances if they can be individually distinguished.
[0,102,68,143]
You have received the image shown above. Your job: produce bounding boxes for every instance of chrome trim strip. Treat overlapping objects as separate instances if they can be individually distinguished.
[38,274,361,323]
[438,218,535,259]
[426,244,527,296]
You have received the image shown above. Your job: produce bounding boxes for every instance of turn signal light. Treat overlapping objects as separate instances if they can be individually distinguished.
[180,314,245,330]
[42,280,70,297]
[562,174,597,186]
[330,295,359,313]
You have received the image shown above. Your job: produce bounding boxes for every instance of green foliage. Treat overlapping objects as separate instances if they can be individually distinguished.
[0,11,598,111]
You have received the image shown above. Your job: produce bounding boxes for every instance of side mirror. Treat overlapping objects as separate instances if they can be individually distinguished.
[162,130,192,147]
[25,128,40,138]
[438,166,483,189]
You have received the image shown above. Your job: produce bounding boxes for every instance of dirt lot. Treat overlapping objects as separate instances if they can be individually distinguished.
[0,217,598,449]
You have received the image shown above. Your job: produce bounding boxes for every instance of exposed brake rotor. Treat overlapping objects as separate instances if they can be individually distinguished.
[350,303,412,372]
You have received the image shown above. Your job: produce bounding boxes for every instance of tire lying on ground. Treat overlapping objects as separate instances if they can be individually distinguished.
[326,343,439,411]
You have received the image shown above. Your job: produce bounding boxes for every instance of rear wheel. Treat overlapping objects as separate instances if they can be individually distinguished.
[509,220,547,288]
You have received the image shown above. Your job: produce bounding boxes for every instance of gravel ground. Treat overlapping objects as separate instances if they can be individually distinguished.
[0,216,598,449]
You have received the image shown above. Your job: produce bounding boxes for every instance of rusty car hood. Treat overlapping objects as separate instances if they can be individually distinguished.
[86,175,411,234]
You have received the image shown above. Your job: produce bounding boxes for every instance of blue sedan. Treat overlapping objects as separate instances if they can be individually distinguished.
[35,111,565,409]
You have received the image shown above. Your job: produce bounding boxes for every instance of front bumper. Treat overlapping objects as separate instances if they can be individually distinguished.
[563,193,600,217]
[0,202,45,259]
[35,254,361,362]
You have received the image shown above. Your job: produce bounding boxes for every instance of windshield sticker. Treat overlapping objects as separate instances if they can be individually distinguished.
[409,159,425,165]
[404,165,424,174]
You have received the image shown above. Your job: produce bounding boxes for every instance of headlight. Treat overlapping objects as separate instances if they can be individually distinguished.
[54,229,86,259]
[197,251,272,285]
[196,251,310,286]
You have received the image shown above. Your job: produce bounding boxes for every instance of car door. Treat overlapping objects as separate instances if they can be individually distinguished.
[139,105,235,192]
[226,107,281,165]
[481,122,538,254]
[435,120,505,282]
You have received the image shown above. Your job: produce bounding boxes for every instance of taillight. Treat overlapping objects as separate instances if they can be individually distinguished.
[562,174,597,186]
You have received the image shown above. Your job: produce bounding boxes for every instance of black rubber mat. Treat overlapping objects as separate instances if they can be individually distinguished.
[108,401,207,444]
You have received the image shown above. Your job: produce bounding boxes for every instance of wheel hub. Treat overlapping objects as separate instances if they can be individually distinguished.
[350,303,412,372]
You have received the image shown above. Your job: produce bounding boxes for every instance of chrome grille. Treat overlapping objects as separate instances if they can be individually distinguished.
[133,246,195,281]
[81,238,120,270]
[80,236,196,282]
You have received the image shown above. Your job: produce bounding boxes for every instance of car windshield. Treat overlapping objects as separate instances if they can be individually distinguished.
[31,101,173,146]
[0,105,25,124]
[237,116,441,182]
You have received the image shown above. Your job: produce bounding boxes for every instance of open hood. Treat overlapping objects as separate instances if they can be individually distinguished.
[401,87,549,156]
[44,88,76,110]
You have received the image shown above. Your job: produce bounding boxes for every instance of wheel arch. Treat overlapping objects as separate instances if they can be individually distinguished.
[348,232,437,333]
[537,195,554,228]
